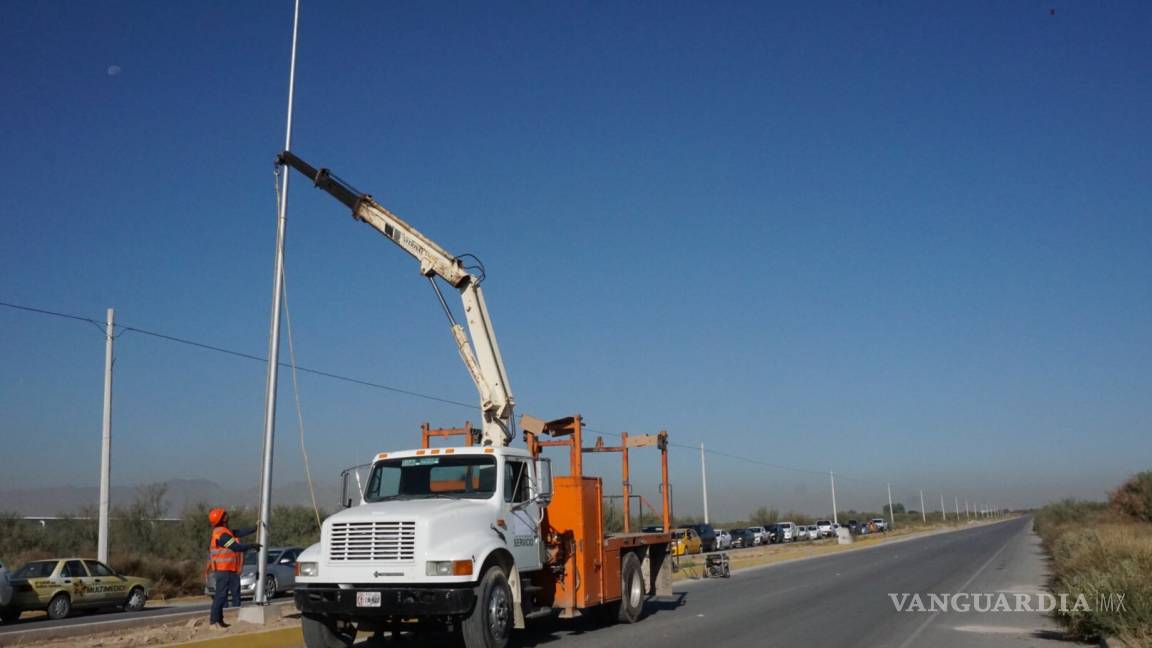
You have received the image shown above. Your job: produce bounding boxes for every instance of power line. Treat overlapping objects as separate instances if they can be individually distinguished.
[3,299,929,493]
[0,300,475,410]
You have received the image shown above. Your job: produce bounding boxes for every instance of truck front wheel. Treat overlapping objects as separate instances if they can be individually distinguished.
[301,614,356,648]
[461,565,513,648]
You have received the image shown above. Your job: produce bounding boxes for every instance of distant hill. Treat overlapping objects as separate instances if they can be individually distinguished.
[0,478,341,517]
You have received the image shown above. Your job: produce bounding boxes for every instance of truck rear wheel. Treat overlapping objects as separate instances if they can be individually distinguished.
[301,614,356,648]
[461,565,513,648]
[617,552,645,624]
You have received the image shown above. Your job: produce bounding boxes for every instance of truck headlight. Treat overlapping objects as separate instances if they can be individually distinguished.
[296,562,318,577]
[426,560,472,577]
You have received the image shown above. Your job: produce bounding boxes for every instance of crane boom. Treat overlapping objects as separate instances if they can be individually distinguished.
[276,151,515,446]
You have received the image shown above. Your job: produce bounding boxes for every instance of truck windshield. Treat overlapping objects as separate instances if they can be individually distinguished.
[364,455,498,502]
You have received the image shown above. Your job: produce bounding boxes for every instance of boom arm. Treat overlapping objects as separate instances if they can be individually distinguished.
[276,151,515,446]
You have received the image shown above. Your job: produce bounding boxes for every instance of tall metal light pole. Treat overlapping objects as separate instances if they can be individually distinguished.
[919,490,926,523]
[954,496,959,520]
[965,499,970,521]
[940,493,946,521]
[830,471,838,525]
[97,308,115,564]
[699,443,709,524]
[887,482,895,530]
[255,0,301,607]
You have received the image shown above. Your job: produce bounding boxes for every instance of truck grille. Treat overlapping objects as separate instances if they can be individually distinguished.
[328,521,416,563]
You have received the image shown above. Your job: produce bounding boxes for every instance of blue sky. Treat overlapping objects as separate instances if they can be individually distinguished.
[1,1,1149,520]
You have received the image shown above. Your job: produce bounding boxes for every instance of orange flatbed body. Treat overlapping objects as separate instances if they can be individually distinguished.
[542,475,672,616]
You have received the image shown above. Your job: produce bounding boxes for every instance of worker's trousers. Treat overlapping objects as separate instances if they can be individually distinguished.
[210,571,241,624]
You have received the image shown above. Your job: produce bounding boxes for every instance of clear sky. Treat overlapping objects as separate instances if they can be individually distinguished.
[1,1,1149,520]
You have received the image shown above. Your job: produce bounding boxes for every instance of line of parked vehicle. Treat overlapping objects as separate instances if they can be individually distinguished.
[651,517,889,556]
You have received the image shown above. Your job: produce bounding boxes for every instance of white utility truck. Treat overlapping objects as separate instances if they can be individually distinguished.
[276,153,673,648]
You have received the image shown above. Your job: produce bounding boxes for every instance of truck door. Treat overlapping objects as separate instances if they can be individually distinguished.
[503,458,543,571]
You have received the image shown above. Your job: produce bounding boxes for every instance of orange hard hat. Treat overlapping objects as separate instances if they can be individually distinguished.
[208,508,227,526]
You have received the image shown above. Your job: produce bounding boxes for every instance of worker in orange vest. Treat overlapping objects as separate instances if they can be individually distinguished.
[207,507,260,629]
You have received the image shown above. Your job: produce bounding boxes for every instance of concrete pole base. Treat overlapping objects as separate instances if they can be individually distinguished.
[836,528,854,545]
[237,604,273,625]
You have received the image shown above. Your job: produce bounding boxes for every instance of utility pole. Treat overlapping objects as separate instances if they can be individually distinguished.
[97,308,114,564]
[919,490,926,523]
[965,499,970,521]
[954,496,959,520]
[830,471,838,525]
[940,493,946,521]
[255,0,301,607]
[887,482,895,530]
[699,443,709,524]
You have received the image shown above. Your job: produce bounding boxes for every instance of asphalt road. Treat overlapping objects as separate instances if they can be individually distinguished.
[352,517,1082,648]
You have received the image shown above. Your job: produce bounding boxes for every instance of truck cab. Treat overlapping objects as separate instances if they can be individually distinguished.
[295,446,549,643]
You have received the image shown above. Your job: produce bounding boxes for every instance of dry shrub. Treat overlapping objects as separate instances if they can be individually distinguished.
[1110,472,1152,523]
[1046,521,1152,641]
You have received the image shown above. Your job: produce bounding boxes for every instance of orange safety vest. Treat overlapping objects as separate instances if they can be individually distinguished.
[209,526,244,572]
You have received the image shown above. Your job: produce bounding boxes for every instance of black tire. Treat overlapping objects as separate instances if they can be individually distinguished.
[616,552,644,624]
[0,607,21,623]
[124,587,147,612]
[461,564,513,648]
[301,614,356,648]
[264,575,278,601]
[47,593,71,620]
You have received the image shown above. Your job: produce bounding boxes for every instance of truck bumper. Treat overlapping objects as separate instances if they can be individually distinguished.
[294,585,476,617]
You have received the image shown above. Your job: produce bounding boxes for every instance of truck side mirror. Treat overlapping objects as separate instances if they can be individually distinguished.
[535,458,553,505]
[340,471,354,509]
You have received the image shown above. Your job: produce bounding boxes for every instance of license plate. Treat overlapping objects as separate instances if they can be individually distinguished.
[356,592,382,608]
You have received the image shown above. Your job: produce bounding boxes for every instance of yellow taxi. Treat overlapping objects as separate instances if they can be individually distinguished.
[0,558,151,622]
[670,528,702,556]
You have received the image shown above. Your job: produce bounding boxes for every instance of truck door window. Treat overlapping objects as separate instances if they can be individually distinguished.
[504,460,530,503]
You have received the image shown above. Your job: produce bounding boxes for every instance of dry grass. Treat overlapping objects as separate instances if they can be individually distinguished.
[1035,484,1152,643]
[1044,522,1152,643]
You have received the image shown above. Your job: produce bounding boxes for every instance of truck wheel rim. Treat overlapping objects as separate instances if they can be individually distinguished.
[628,572,642,608]
[488,587,510,640]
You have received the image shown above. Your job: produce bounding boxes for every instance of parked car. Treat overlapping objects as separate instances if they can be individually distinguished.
[806,524,820,539]
[671,528,703,556]
[847,519,860,534]
[205,547,303,600]
[776,522,797,542]
[714,528,732,550]
[764,524,781,544]
[747,526,768,546]
[815,520,834,538]
[871,518,889,532]
[797,526,810,540]
[730,528,756,548]
[680,524,718,552]
[0,560,12,616]
[2,558,151,622]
